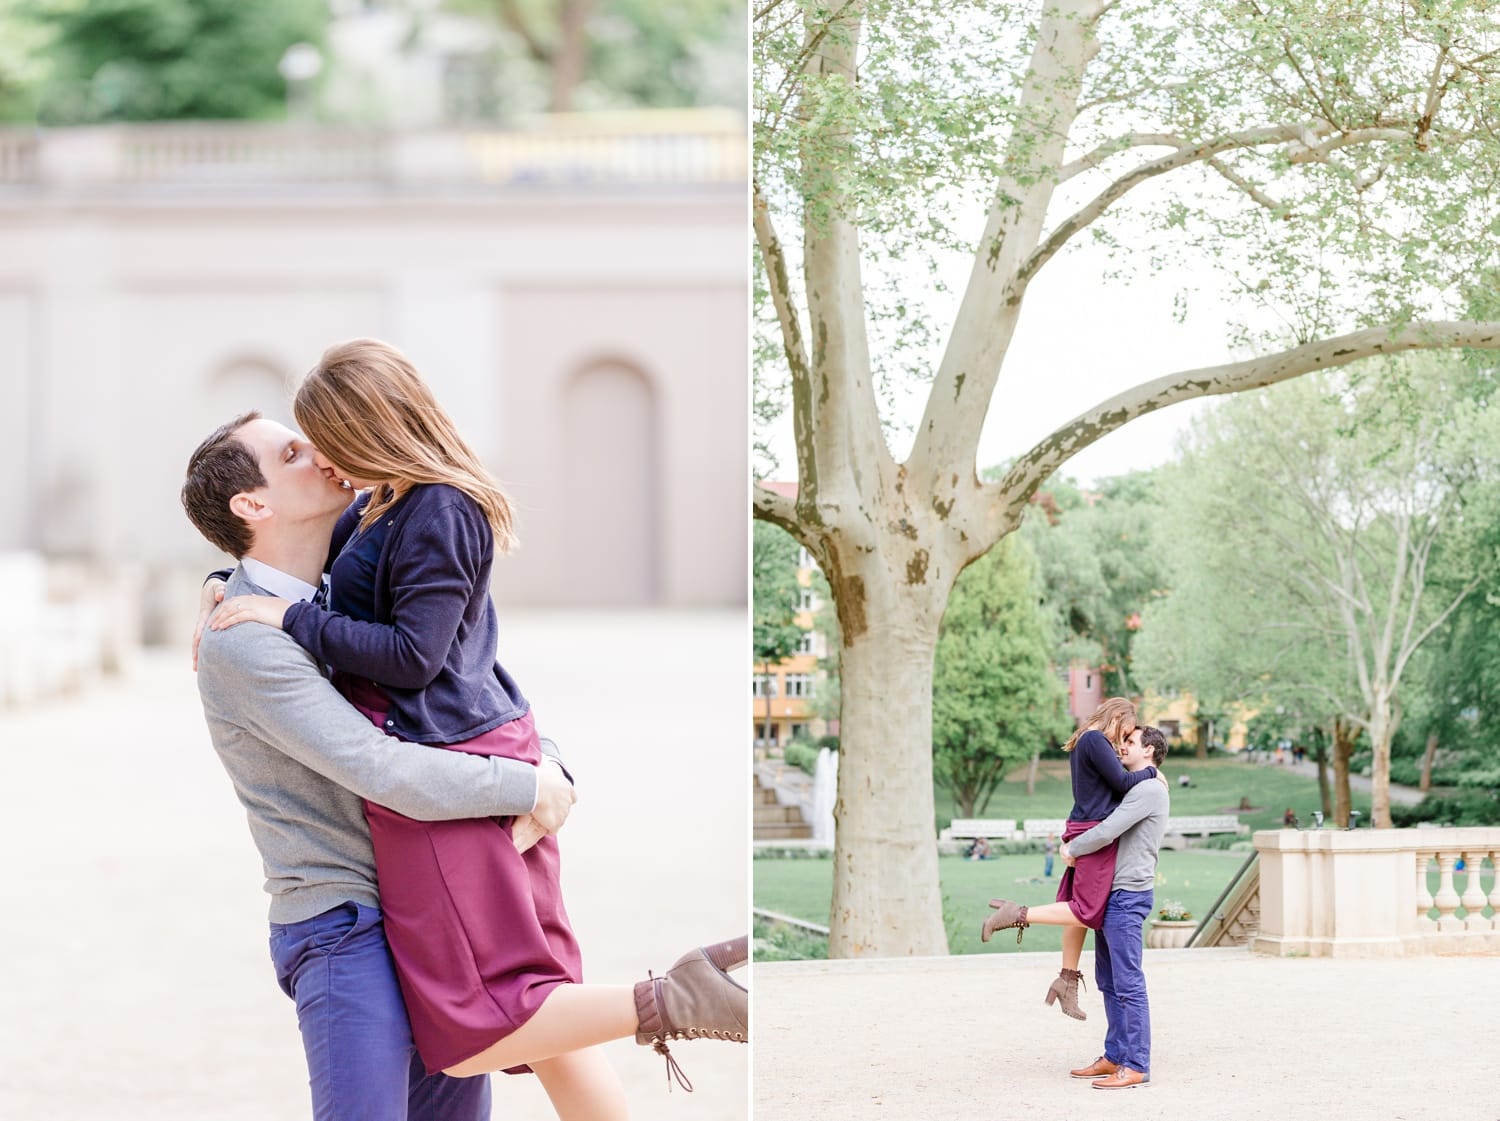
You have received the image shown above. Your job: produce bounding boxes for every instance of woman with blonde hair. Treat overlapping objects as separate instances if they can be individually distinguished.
[979,697,1157,1020]
[210,339,745,1117]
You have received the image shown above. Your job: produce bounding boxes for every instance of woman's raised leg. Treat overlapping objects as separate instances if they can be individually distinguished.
[442,937,748,1079]
[443,986,637,1077]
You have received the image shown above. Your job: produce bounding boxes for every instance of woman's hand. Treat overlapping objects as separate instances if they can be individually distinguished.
[208,595,293,632]
[511,814,546,854]
[191,579,227,671]
[1060,842,1076,868]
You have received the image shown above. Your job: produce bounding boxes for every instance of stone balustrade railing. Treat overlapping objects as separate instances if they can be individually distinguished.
[0,551,142,707]
[1254,826,1500,958]
[1414,837,1500,943]
[0,112,746,191]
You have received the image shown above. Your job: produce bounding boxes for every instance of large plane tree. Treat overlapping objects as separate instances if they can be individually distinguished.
[754,0,1500,956]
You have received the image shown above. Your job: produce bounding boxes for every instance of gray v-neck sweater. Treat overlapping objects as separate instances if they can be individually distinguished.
[196,567,541,924]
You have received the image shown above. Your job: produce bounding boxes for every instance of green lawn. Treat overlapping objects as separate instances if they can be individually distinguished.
[934,755,1374,834]
[755,758,1410,962]
[754,850,1252,959]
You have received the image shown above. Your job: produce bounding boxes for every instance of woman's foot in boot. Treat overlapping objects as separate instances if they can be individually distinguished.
[634,936,749,1090]
[1044,967,1087,1020]
[980,898,1030,944]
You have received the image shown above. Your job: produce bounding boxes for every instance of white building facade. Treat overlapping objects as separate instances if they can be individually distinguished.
[0,118,746,639]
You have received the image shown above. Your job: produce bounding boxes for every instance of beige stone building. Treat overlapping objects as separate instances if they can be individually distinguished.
[0,116,746,641]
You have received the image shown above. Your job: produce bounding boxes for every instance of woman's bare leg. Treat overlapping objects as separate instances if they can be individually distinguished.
[443,986,636,1078]
[1060,923,1088,971]
[531,1048,630,1121]
[1012,901,1088,929]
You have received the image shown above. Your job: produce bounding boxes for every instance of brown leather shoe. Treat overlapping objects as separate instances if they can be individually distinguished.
[979,898,1030,943]
[1092,1067,1149,1089]
[634,937,749,1091]
[1069,1055,1118,1079]
[1044,967,1087,1020]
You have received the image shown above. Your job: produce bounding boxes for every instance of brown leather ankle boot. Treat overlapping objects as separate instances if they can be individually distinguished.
[979,898,1030,944]
[1044,967,1087,1020]
[634,936,749,1090]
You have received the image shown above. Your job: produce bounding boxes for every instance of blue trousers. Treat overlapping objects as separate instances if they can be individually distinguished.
[1093,888,1153,1076]
[270,901,492,1121]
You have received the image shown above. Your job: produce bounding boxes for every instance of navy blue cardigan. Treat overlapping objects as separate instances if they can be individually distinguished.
[1068,730,1158,822]
[281,484,528,745]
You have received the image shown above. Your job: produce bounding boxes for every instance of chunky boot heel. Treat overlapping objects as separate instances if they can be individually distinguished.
[1045,967,1087,1021]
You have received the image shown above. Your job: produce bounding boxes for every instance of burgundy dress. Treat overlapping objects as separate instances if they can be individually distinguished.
[339,673,583,1074]
[1055,819,1118,929]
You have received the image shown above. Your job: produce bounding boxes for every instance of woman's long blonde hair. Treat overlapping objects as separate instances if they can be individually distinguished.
[294,339,517,552]
[1062,696,1137,753]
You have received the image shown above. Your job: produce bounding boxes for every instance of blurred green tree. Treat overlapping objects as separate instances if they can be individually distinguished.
[471,0,743,111]
[9,0,325,124]
[932,534,1070,818]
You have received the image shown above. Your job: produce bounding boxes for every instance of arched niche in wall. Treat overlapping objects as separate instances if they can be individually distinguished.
[560,358,660,606]
[197,356,295,437]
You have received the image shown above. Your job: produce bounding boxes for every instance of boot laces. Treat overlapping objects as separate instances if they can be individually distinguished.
[652,1039,694,1093]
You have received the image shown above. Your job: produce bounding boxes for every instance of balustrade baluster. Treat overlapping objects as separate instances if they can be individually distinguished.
[1487,851,1500,920]
[1416,852,1436,931]
[1462,851,1491,932]
[1435,852,1464,932]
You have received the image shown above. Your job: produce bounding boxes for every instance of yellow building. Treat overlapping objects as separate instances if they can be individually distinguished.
[1139,689,1253,752]
[753,544,831,750]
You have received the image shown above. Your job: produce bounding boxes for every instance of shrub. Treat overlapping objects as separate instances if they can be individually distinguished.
[753,915,828,962]
[1391,788,1500,827]
[1157,899,1193,921]
[783,741,820,775]
[815,733,840,750]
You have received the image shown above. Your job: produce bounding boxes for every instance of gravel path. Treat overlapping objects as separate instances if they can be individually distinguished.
[754,947,1499,1121]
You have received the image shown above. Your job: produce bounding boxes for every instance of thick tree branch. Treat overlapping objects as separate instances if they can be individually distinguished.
[796,0,890,524]
[1286,127,1420,163]
[1020,123,1324,286]
[1206,156,1284,212]
[754,179,811,385]
[986,319,1500,539]
[753,482,803,535]
[909,0,1105,497]
[1057,132,1187,181]
[495,0,551,64]
[1393,575,1481,685]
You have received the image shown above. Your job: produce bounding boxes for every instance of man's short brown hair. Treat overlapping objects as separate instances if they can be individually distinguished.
[1141,726,1168,768]
[181,411,264,558]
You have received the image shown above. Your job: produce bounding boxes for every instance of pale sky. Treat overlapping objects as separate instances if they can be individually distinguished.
[759,232,1254,488]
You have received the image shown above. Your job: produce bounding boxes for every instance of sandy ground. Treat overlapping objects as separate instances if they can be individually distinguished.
[0,611,748,1120]
[754,947,1500,1121]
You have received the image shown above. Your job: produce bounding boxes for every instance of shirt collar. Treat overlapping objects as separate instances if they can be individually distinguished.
[241,557,324,604]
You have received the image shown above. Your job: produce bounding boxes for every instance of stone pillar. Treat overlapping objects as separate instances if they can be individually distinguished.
[1253,829,1423,958]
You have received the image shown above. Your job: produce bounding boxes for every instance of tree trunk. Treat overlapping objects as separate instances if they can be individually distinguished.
[1314,736,1332,819]
[829,619,947,957]
[1368,689,1397,828]
[1419,731,1438,793]
[762,669,774,752]
[1332,717,1355,828]
[548,0,594,112]
[1195,713,1210,761]
[1026,749,1040,797]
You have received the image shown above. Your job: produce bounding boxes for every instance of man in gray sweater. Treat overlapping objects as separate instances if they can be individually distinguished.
[1061,725,1170,1090]
[183,412,575,1121]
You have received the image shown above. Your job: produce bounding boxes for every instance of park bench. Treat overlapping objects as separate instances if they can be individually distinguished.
[1167,814,1243,837]
[939,818,1018,843]
[1023,819,1068,839]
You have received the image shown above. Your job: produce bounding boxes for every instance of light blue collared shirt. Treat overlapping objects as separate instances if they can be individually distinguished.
[240,557,325,604]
